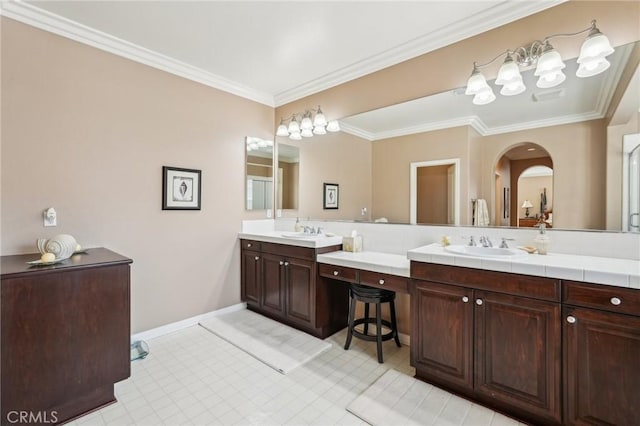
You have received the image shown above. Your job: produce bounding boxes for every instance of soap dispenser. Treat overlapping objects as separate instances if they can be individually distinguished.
[534,223,550,255]
[294,217,302,232]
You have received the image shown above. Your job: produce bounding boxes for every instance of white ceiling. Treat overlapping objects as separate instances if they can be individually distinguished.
[1,0,564,106]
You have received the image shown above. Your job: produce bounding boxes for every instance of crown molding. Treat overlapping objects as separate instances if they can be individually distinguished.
[0,1,275,107]
[273,0,567,106]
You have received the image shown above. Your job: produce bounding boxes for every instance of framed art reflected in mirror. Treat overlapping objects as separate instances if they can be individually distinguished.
[323,183,339,210]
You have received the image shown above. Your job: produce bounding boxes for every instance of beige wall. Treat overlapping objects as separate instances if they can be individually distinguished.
[481,120,607,230]
[1,19,274,333]
[518,175,554,220]
[277,131,372,222]
[371,126,472,224]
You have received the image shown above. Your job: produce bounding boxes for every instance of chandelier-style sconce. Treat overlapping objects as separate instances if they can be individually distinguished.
[465,20,615,105]
[276,105,341,140]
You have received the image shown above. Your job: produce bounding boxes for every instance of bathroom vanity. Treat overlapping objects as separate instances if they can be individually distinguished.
[239,226,640,425]
[1,248,132,425]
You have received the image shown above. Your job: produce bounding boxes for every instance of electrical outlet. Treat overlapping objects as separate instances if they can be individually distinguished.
[43,207,57,227]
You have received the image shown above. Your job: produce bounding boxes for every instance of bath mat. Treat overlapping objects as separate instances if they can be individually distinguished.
[199,309,331,374]
[347,369,520,425]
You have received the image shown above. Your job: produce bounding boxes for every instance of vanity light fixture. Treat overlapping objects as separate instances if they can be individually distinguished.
[276,105,340,140]
[465,20,615,105]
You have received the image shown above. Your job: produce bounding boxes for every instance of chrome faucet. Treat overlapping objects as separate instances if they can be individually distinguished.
[479,236,493,247]
[468,236,476,246]
[499,238,515,248]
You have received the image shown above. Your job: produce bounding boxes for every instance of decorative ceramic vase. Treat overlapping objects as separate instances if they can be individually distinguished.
[37,234,77,260]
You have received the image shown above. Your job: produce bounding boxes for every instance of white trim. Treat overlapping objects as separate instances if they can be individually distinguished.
[0,0,564,107]
[410,159,461,225]
[0,1,275,107]
[273,1,566,105]
[130,302,247,343]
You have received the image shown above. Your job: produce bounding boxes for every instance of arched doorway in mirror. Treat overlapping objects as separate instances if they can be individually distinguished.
[494,143,553,228]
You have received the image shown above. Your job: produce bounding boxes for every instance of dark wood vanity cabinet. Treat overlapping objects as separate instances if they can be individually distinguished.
[240,239,345,338]
[563,281,640,425]
[410,262,562,425]
[1,248,132,426]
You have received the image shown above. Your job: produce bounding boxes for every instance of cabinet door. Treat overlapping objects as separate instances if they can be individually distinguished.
[564,307,640,425]
[285,257,315,328]
[475,291,561,424]
[241,249,261,306]
[411,280,473,391]
[261,253,285,316]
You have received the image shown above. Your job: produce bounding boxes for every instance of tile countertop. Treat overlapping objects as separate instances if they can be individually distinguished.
[239,231,343,249]
[317,251,411,278]
[407,243,640,289]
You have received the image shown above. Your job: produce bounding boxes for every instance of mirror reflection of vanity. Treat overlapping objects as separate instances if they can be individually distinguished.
[271,38,639,232]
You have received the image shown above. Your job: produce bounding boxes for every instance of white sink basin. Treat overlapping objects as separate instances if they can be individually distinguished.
[444,245,527,259]
[281,232,322,239]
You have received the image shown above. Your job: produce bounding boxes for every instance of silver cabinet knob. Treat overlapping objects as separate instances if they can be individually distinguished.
[610,297,622,306]
[567,316,576,324]
[254,256,259,261]
[279,261,284,265]
[333,271,339,276]
[476,299,483,305]
[379,279,385,285]
[284,261,289,267]
[462,296,469,303]
[247,243,252,248]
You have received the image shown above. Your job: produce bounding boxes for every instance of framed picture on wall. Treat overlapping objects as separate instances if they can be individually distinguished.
[162,166,202,210]
[323,183,339,209]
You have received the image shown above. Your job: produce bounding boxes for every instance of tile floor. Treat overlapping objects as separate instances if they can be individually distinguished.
[67,320,523,426]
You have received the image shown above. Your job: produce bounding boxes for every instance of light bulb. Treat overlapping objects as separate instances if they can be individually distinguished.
[536,69,566,88]
[576,57,610,77]
[500,80,526,96]
[300,115,313,131]
[465,68,489,95]
[276,123,289,137]
[496,55,523,86]
[288,119,300,134]
[472,87,496,105]
[313,125,327,135]
[535,43,565,76]
[578,28,614,63]
[301,128,313,138]
[313,107,327,127]
[326,120,341,132]
[289,132,302,141]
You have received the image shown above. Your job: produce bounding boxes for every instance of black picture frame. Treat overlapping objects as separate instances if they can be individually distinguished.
[162,166,202,210]
[323,183,339,209]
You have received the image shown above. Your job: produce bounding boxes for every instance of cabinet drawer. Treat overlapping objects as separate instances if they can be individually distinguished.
[241,240,261,251]
[262,242,316,260]
[411,262,560,302]
[563,281,640,316]
[319,264,358,283]
[360,270,409,293]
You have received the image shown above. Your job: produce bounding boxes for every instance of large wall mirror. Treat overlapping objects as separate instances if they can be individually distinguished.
[280,38,639,232]
[245,136,274,211]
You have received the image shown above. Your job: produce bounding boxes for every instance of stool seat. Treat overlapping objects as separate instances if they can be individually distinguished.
[344,284,401,363]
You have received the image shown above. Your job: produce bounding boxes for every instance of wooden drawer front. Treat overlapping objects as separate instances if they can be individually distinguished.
[262,242,315,261]
[411,262,560,302]
[241,240,261,251]
[319,264,358,283]
[563,281,640,316]
[359,270,409,294]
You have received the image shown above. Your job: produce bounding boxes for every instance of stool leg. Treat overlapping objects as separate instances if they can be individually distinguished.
[363,303,370,336]
[376,302,383,363]
[344,295,356,350]
[389,299,401,347]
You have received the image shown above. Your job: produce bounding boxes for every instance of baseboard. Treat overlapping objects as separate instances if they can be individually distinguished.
[131,302,247,343]
[399,332,411,347]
